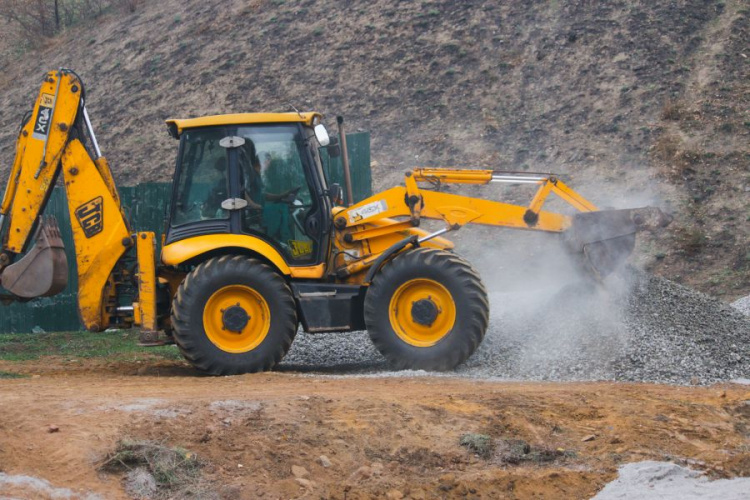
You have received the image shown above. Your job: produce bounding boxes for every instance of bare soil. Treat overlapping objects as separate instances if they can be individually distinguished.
[0,356,748,499]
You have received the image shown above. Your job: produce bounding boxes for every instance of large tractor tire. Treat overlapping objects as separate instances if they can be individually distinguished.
[171,255,297,375]
[364,248,489,370]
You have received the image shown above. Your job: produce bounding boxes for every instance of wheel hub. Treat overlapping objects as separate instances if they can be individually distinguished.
[222,304,250,332]
[411,298,439,326]
[388,278,457,348]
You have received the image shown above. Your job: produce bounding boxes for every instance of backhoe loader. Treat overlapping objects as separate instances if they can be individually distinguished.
[0,69,666,374]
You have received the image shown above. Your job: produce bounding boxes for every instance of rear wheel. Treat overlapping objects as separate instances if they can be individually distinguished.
[171,255,297,375]
[364,248,489,370]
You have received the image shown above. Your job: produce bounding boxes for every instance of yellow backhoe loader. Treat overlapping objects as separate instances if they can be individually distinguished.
[0,69,667,374]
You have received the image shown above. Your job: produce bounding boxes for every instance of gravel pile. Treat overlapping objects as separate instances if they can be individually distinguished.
[281,270,750,385]
[732,295,750,316]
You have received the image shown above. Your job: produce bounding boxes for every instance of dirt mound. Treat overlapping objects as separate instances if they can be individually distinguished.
[463,271,750,384]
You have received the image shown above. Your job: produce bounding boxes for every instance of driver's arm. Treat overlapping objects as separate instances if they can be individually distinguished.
[264,191,290,202]
[243,193,263,210]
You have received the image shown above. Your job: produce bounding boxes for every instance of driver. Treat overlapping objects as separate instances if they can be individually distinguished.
[243,151,296,243]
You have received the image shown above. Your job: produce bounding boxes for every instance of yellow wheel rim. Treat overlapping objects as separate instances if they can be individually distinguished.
[388,278,457,347]
[203,285,271,353]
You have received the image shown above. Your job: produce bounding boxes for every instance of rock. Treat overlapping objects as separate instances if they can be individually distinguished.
[47,425,59,433]
[295,478,316,489]
[291,465,309,478]
[410,489,427,500]
[610,436,623,444]
[349,465,372,482]
[386,489,404,500]
[582,434,596,442]
[319,455,332,468]
[371,461,384,476]
[124,467,157,499]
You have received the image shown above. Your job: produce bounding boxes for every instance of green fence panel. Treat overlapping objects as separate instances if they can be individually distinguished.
[321,132,372,203]
[0,132,370,333]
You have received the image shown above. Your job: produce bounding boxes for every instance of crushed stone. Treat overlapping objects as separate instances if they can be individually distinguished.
[731,294,750,316]
[281,270,750,385]
[0,472,103,499]
[592,461,750,499]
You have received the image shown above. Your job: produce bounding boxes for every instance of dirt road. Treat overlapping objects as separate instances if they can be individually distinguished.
[0,358,748,499]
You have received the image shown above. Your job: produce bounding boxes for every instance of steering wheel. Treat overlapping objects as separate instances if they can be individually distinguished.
[281,186,302,204]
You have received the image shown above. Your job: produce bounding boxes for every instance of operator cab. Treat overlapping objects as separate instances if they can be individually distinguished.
[165,113,333,266]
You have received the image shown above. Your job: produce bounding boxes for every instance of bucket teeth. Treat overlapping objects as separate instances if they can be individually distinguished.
[1,216,68,298]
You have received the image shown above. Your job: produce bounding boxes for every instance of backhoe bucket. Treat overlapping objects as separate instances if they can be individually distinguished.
[1,217,68,298]
[564,209,638,280]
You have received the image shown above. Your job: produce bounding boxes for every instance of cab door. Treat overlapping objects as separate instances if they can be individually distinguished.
[232,123,328,266]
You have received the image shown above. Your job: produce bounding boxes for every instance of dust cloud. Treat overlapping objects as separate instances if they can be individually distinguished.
[459,230,633,380]
[454,176,659,380]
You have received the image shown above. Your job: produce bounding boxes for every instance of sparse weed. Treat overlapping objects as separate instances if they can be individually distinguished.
[651,133,680,162]
[459,433,493,458]
[661,99,685,121]
[676,226,707,256]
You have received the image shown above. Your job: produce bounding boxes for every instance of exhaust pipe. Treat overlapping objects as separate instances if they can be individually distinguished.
[336,116,354,207]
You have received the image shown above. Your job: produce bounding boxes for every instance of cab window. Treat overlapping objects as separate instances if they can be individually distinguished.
[236,125,317,263]
[172,128,229,226]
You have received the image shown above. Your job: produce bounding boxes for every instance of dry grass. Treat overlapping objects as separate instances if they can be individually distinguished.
[651,132,681,162]
[661,99,686,121]
[99,439,210,499]
[675,226,707,256]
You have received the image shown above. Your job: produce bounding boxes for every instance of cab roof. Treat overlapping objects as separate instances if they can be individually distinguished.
[165,112,322,137]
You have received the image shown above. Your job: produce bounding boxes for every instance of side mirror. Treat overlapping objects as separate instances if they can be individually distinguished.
[314,124,330,146]
[327,183,344,205]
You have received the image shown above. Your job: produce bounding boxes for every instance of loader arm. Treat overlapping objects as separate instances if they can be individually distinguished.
[335,169,662,281]
[0,70,148,331]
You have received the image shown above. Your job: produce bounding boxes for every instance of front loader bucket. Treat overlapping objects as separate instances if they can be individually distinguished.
[1,217,68,298]
[564,209,638,279]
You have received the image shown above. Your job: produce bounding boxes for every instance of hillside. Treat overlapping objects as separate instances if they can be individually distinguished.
[0,0,747,298]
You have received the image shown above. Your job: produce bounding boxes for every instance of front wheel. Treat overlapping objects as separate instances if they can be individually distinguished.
[171,255,297,375]
[364,248,489,370]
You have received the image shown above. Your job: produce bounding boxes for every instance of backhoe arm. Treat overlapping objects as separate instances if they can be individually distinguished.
[0,70,137,331]
[0,71,82,257]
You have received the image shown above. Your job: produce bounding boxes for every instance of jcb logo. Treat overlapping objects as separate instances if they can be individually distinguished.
[75,197,104,238]
[31,93,55,141]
